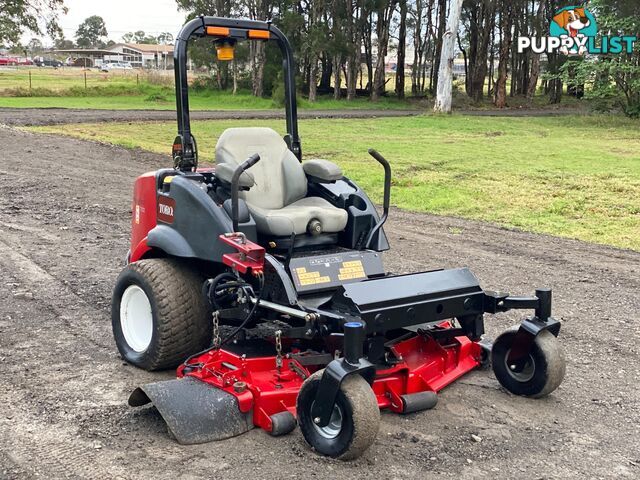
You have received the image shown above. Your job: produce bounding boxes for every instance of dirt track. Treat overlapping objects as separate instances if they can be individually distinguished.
[0,124,639,479]
[0,106,583,127]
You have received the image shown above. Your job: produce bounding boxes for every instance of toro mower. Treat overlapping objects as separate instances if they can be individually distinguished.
[113,17,566,460]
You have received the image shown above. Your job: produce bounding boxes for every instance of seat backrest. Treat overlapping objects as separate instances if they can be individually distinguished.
[215,127,307,210]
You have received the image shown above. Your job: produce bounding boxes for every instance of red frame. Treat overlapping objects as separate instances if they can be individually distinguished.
[177,324,482,433]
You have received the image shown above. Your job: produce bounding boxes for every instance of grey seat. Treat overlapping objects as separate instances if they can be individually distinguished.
[215,127,348,237]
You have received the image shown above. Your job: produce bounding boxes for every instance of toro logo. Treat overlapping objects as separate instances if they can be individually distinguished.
[157,196,176,224]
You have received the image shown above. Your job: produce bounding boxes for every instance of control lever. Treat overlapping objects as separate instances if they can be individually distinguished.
[365,149,391,249]
[231,153,260,232]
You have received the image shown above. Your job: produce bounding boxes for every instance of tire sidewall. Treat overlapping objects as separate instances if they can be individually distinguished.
[491,330,550,397]
[111,265,161,370]
[297,375,356,458]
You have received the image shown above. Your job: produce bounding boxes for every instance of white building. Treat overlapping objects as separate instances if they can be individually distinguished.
[103,43,174,69]
[55,43,175,69]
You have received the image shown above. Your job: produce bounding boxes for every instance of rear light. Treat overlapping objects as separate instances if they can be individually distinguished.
[206,26,230,37]
[248,29,270,39]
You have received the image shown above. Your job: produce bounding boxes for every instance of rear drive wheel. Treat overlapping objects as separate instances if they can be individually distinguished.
[111,259,211,370]
[297,370,380,460]
[491,327,565,398]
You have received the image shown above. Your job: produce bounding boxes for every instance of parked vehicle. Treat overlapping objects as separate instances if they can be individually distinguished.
[0,56,19,66]
[17,57,34,66]
[101,62,133,72]
[34,57,64,68]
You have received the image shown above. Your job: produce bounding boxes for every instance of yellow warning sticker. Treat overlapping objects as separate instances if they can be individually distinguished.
[338,260,366,281]
[297,271,331,286]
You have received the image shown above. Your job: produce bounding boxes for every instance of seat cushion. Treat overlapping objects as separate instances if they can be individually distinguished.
[249,196,348,237]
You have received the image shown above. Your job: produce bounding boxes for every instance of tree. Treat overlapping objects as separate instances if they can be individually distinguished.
[0,0,66,45]
[157,32,174,45]
[122,30,157,44]
[395,0,407,99]
[371,0,398,101]
[557,0,640,116]
[27,37,43,54]
[433,0,464,113]
[75,15,107,48]
[54,37,74,49]
[494,0,513,108]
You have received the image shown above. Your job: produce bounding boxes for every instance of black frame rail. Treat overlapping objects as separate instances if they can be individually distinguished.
[173,17,301,171]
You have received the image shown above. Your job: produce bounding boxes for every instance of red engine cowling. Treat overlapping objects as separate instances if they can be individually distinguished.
[129,172,157,262]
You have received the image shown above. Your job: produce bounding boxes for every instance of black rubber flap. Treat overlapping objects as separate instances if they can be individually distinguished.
[128,377,253,444]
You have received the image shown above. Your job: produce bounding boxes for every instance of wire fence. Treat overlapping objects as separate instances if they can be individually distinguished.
[0,67,177,95]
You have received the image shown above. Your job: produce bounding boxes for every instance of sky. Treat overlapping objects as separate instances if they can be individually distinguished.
[28,0,188,44]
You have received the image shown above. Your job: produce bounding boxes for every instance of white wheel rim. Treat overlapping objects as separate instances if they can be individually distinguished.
[311,401,343,439]
[120,285,153,352]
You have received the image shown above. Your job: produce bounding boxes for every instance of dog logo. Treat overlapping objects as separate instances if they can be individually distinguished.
[518,5,635,55]
[550,6,597,55]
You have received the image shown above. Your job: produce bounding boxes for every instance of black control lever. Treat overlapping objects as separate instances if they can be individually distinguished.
[365,148,391,249]
[231,153,260,232]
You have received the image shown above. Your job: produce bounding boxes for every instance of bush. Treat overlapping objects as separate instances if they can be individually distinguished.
[145,92,170,102]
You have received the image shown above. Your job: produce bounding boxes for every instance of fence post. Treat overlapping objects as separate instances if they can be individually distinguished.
[29,70,32,91]
[84,71,87,90]
[137,73,139,85]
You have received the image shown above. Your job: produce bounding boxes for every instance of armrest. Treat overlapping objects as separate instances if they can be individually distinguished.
[303,159,343,183]
[215,163,255,189]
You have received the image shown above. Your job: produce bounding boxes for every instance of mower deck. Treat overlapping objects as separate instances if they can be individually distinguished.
[130,324,482,441]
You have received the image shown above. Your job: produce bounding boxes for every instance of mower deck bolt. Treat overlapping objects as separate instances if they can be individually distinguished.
[233,381,247,393]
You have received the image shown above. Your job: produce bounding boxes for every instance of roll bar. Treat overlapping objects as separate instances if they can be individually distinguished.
[172,17,301,171]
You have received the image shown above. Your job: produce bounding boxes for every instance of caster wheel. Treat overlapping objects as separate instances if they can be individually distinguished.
[491,326,566,398]
[297,370,380,460]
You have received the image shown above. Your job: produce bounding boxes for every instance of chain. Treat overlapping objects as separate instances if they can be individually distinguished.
[212,311,220,349]
[275,329,283,369]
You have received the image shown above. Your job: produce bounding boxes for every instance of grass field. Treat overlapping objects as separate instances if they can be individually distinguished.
[0,92,420,110]
[27,114,640,251]
[0,67,421,110]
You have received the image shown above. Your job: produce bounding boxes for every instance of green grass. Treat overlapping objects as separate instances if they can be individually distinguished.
[0,89,420,110]
[27,114,640,251]
[0,68,420,110]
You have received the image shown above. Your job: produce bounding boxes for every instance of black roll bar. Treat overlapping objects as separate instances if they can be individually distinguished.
[173,17,301,171]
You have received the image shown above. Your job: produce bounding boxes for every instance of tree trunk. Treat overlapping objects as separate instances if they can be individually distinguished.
[333,54,342,99]
[469,0,494,102]
[431,0,447,94]
[411,0,424,95]
[252,41,266,97]
[526,1,545,100]
[309,58,318,102]
[232,58,238,95]
[319,53,332,90]
[395,0,407,99]
[434,0,464,113]
[494,1,512,108]
[345,0,362,100]
[371,1,398,101]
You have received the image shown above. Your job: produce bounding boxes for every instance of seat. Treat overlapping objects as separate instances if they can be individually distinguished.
[215,127,348,237]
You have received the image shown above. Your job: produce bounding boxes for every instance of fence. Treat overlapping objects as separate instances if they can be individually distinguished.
[0,67,178,95]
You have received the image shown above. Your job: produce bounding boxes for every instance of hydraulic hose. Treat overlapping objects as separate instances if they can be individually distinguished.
[183,272,265,367]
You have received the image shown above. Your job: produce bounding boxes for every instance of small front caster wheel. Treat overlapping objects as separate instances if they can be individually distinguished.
[492,327,566,398]
[297,370,380,460]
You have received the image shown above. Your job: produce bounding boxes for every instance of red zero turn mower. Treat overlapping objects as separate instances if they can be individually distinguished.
[113,17,566,460]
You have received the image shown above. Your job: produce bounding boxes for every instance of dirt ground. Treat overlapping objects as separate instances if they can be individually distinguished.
[0,106,581,127]
[0,121,638,480]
